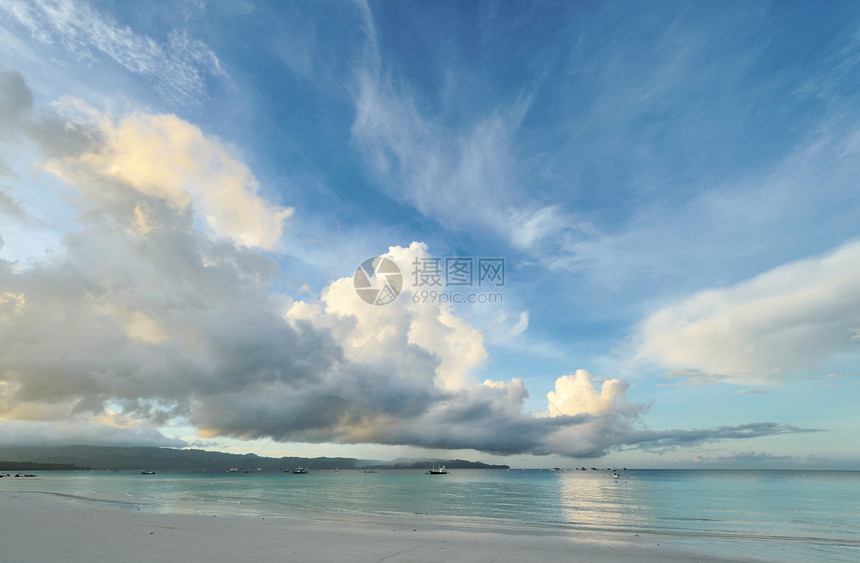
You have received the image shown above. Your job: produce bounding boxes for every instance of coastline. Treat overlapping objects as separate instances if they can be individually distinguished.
[1,491,764,562]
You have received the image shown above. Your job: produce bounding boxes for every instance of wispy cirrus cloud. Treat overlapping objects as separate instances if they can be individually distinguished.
[348,1,860,319]
[349,0,535,236]
[350,69,524,231]
[0,0,224,104]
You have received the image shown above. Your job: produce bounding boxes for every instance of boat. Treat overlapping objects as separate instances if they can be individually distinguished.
[426,465,447,475]
[227,468,239,473]
[141,471,156,475]
[292,467,309,474]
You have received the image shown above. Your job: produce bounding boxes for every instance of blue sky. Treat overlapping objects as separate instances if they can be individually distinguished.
[0,0,858,468]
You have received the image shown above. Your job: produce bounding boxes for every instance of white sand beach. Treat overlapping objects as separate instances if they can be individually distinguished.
[1,491,761,562]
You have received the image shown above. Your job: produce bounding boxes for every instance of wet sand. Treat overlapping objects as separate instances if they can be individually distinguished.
[0,491,761,562]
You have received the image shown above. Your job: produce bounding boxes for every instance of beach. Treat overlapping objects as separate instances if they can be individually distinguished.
[2,491,757,562]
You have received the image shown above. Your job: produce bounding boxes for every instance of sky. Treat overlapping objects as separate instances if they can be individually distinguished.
[0,0,858,469]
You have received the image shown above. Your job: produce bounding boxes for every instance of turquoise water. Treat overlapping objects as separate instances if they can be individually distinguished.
[2,469,858,561]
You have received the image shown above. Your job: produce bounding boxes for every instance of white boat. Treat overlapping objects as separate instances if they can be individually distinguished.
[292,467,309,474]
[426,465,447,475]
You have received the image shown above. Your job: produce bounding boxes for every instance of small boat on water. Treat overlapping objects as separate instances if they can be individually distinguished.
[426,465,447,475]
[292,467,309,474]
[141,471,156,475]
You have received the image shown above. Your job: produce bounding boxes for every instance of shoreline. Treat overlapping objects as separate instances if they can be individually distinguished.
[1,491,767,562]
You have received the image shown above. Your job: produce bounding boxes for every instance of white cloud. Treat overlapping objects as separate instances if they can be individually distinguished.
[504,204,568,251]
[0,0,224,103]
[348,2,528,235]
[636,239,860,383]
[351,72,520,230]
[288,241,489,391]
[547,369,638,417]
[343,4,652,285]
[40,98,293,250]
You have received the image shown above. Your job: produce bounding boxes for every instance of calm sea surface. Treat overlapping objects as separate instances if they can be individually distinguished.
[2,469,858,561]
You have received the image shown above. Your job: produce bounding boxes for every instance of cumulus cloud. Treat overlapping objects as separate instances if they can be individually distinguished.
[0,0,224,103]
[0,69,809,458]
[290,242,490,390]
[636,239,860,384]
[0,70,292,250]
[547,369,640,418]
[1,210,655,456]
[0,210,808,457]
[53,101,293,249]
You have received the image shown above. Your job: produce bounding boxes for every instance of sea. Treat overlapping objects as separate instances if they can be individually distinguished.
[2,468,858,562]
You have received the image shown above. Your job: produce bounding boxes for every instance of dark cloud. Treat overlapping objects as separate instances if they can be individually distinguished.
[0,68,33,133]
[0,68,101,163]
[622,423,819,453]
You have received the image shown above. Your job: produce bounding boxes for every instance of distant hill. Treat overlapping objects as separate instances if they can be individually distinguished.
[0,445,361,472]
[0,445,508,472]
[0,461,92,471]
[379,458,509,470]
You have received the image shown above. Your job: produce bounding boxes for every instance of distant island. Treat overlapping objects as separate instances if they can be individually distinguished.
[0,461,93,471]
[376,458,508,470]
[0,445,508,472]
